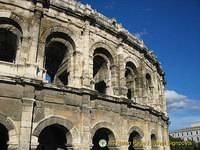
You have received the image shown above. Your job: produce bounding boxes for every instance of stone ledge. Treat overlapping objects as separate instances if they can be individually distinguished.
[0,76,169,123]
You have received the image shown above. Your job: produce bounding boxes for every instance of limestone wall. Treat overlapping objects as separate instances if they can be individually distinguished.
[0,0,170,150]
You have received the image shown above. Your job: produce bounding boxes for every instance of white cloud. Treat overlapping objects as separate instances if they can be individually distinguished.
[165,90,200,114]
[166,90,200,131]
[134,28,147,39]
[165,90,186,101]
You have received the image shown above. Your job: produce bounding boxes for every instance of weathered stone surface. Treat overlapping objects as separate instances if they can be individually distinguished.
[0,0,170,150]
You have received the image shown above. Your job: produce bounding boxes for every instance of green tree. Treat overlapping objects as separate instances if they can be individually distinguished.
[169,135,200,150]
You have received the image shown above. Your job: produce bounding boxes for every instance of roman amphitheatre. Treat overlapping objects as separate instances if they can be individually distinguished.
[0,0,170,149]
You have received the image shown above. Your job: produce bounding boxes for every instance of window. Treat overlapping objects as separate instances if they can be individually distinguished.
[0,29,18,62]
[197,137,199,141]
[125,62,138,100]
[196,131,198,134]
[93,48,114,95]
[0,18,22,63]
[151,134,157,149]
[45,32,74,85]
[178,133,179,136]
[182,133,183,136]
[146,73,151,86]
[191,132,192,135]
[187,132,188,135]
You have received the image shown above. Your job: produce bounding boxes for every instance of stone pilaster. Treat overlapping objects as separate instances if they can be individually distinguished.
[157,121,163,150]
[80,94,91,150]
[28,5,43,63]
[72,50,83,88]
[20,36,31,64]
[117,44,128,97]
[111,65,121,96]
[139,58,147,105]
[134,77,141,103]
[18,85,35,150]
[24,3,43,80]
[144,111,151,150]
[163,124,170,150]
[82,21,91,88]
[37,42,45,69]
[18,98,35,150]
[162,86,167,115]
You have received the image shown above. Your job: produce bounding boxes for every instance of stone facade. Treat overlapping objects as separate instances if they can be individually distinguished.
[0,0,170,149]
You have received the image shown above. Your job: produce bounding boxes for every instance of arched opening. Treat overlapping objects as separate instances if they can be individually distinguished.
[95,81,106,94]
[0,29,18,62]
[151,134,157,150]
[151,134,156,141]
[45,41,67,82]
[128,131,142,150]
[127,89,132,99]
[36,124,71,150]
[42,0,50,8]
[125,62,137,100]
[146,73,151,86]
[45,32,74,85]
[0,18,22,63]
[0,123,9,150]
[146,73,153,100]
[92,128,115,150]
[93,48,113,94]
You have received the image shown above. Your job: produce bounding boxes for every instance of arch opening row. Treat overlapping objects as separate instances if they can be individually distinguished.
[0,17,154,100]
[0,122,158,150]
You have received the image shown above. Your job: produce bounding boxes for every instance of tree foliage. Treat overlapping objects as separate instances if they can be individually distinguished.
[169,135,200,150]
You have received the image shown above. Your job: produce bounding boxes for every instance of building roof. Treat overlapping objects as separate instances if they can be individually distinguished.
[170,126,200,133]
[180,126,200,131]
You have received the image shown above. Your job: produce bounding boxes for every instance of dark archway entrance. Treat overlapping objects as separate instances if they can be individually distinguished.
[45,32,74,85]
[93,55,108,94]
[94,81,106,94]
[151,134,158,150]
[93,48,114,95]
[125,62,138,100]
[36,124,70,150]
[128,131,143,150]
[45,41,69,84]
[0,123,9,150]
[92,128,115,150]
[0,29,18,63]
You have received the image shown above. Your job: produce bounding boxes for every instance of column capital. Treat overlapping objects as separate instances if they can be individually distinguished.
[22,98,35,105]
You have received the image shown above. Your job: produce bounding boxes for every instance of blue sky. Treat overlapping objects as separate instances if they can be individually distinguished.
[78,0,200,131]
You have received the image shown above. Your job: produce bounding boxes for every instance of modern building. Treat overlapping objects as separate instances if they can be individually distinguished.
[0,0,170,150]
[169,124,200,143]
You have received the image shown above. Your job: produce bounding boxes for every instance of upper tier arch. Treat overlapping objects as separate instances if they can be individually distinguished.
[90,42,117,66]
[40,26,79,49]
[0,10,27,34]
